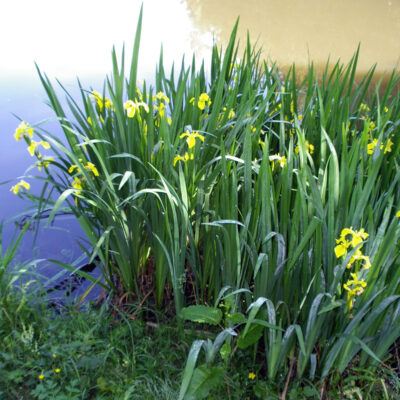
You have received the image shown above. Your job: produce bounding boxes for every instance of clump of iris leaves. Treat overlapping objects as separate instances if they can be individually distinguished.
[2,6,400,399]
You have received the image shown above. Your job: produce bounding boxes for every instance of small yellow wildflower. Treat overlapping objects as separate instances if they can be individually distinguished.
[10,180,30,195]
[179,130,204,149]
[27,140,50,157]
[38,374,44,381]
[384,106,389,113]
[55,368,60,374]
[396,211,400,218]
[173,152,194,166]
[52,353,56,358]
[248,372,256,380]
[14,121,34,141]
[124,99,149,118]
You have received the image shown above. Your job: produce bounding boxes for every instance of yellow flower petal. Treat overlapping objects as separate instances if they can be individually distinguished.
[248,372,256,380]
[334,244,347,259]
[69,165,78,174]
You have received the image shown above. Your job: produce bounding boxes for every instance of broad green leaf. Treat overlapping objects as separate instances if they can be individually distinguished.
[184,365,224,400]
[237,324,264,349]
[179,305,223,325]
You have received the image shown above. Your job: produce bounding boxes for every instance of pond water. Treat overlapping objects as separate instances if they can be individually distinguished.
[1,0,399,297]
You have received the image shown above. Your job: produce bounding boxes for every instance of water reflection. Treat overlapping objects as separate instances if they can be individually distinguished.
[185,0,400,77]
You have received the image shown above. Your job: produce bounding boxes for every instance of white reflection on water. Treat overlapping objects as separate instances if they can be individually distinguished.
[1,0,211,81]
[4,0,399,83]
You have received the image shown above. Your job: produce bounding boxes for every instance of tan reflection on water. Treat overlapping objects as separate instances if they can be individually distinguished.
[184,0,400,78]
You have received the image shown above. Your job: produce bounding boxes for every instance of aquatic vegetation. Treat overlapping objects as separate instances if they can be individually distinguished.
[9,6,400,397]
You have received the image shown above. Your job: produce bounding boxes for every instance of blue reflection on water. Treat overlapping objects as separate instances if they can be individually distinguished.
[1,76,104,299]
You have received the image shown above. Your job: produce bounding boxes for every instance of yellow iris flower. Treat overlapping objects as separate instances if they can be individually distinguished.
[190,93,211,110]
[269,154,287,170]
[37,157,54,171]
[295,140,314,155]
[198,93,211,110]
[153,91,170,103]
[343,272,367,310]
[335,227,370,269]
[72,177,83,194]
[69,160,99,177]
[91,91,113,111]
[155,102,166,117]
[85,162,99,176]
[384,138,393,154]
[27,140,50,156]
[179,130,204,149]
[367,139,378,155]
[14,121,34,141]
[367,138,393,155]
[10,179,30,195]
[124,99,149,118]
[173,152,194,166]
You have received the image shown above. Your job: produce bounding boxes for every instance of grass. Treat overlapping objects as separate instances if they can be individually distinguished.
[5,4,400,399]
[1,269,399,399]
[0,285,399,399]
